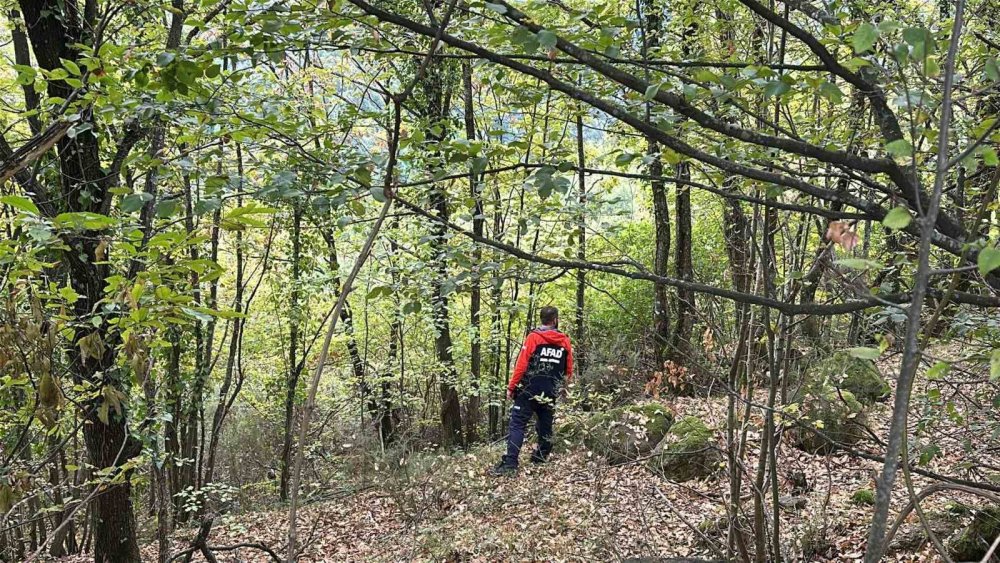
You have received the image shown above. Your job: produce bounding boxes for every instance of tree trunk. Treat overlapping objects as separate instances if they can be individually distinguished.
[671,161,695,366]
[639,0,671,368]
[431,185,466,448]
[17,1,143,558]
[575,111,587,379]
[419,55,465,447]
[280,204,304,500]
[464,61,483,443]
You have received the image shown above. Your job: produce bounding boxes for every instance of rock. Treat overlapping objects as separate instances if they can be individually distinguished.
[788,470,809,494]
[696,514,750,551]
[793,389,867,454]
[779,495,807,511]
[949,506,1000,562]
[583,403,674,463]
[646,416,721,482]
[806,351,890,405]
[553,414,588,453]
[888,510,962,554]
[790,385,867,454]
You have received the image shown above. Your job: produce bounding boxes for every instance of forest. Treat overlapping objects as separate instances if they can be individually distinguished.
[1,0,1000,560]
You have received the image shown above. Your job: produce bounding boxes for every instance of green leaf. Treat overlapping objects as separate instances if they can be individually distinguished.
[61,59,81,76]
[926,361,949,381]
[983,147,999,167]
[835,258,882,270]
[155,199,179,218]
[885,138,913,158]
[991,349,1000,381]
[615,152,637,167]
[882,206,912,230]
[537,30,558,50]
[763,80,790,97]
[819,81,845,104]
[367,286,392,299]
[484,2,507,14]
[54,212,115,230]
[903,27,933,60]
[156,52,176,67]
[922,57,940,78]
[845,347,881,360]
[120,193,153,213]
[181,307,213,323]
[59,286,80,304]
[852,22,878,54]
[978,245,1000,276]
[987,58,1000,82]
[0,195,40,215]
[643,82,662,101]
[370,187,386,202]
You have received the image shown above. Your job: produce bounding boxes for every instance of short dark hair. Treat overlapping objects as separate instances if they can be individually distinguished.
[540,306,559,326]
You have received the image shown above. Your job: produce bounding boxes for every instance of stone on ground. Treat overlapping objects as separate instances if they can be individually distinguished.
[806,351,890,404]
[583,403,674,463]
[646,415,720,482]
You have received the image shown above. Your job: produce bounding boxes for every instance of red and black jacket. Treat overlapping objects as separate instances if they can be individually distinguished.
[508,326,573,398]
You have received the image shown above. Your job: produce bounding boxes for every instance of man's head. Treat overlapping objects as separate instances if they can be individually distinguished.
[540,306,559,328]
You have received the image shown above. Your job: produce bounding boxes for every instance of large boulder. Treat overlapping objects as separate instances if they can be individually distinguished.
[583,403,674,463]
[646,416,721,482]
[806,351,890,405]
[790,384,867,454]
[949,506,1000,561]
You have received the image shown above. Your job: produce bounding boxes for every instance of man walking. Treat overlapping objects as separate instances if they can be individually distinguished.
[492,306,573,476]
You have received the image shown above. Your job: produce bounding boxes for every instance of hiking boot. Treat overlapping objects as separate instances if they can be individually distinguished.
[489,460,517,477]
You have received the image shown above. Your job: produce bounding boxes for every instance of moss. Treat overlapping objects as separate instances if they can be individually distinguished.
[849,488,875,506]
[949,506,1000,561]
[647,416,720,482]
[583,403,674,463]
[889,511,963,554]
[808,352,890,404]
[627,403,675,437]
[791,385,868,454]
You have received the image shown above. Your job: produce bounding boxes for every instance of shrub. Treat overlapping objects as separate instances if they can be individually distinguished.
[849,488,875,506]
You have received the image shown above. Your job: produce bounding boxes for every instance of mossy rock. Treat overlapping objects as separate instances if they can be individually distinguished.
[888,510,963,554]
[553,413,593,453]
[805,351,890,404]
[790,386,867,454]
[583,403,674,463]
[646,416,721,482]
[949,506,1000,561]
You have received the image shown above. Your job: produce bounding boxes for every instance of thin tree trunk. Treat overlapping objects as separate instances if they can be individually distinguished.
[574,110,587,378]
[286,101,400,559]
[280,203,304,501]
[865,4,966,559]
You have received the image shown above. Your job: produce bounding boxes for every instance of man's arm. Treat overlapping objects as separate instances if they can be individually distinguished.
[507,333,537,399]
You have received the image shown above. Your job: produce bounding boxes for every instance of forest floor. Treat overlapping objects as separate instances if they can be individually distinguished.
[56,354,988,562]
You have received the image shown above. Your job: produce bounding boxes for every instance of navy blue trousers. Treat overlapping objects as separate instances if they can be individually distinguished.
[502,392,555,467]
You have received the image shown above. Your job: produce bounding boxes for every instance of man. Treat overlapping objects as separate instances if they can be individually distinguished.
[492,306,573,476]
